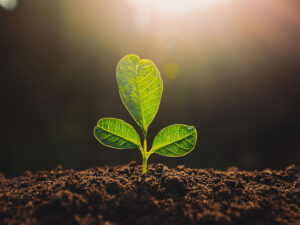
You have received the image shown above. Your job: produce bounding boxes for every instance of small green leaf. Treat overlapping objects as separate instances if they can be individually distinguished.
[151,124,197,157]
[116,54,163,134]
[94,118,141,149]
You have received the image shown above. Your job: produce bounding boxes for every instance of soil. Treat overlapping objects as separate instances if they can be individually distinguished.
[0,163,299,225]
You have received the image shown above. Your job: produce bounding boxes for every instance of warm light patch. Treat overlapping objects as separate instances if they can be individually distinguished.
[128,0,231,31]
[130,0,230,14]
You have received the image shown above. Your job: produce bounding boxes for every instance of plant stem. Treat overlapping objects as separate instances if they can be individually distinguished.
[142,154,148,174]
[142,131,148,174]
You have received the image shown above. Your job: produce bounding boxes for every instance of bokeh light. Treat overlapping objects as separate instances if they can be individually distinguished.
[164,63,179,80]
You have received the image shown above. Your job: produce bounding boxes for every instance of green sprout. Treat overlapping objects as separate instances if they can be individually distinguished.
[94,54,197,174]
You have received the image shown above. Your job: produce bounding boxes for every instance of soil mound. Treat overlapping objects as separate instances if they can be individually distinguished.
[0,163,299,225]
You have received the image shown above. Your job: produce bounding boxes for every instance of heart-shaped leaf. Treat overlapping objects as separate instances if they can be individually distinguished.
[150,124,197,157]
[94,118,141,149]
[116,54,163,134]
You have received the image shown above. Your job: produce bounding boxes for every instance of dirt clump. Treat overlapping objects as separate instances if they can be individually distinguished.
[0,163,299,225]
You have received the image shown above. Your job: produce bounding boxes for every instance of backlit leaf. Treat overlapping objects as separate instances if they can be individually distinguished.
[94,118,141,149]
[151,124,197,157]
[116,54,163,134]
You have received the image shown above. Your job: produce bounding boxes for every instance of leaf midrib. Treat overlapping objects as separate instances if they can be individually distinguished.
[126,55,147,132]
[134,59,146,132]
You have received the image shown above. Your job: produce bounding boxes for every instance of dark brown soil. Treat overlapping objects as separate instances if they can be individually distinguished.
[0,163,299,225]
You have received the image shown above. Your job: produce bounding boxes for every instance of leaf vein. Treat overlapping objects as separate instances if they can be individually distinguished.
[153,132,195,152]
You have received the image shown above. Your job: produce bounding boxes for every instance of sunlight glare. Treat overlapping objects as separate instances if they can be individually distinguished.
[129,0,231,29]
[130,0,229,14]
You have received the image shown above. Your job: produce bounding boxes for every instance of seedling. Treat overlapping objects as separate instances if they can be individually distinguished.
[94,54,197,173]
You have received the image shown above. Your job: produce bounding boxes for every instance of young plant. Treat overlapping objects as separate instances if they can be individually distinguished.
[94,54,197,173]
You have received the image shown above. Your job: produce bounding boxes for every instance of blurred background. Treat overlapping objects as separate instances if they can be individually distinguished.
[0,0,299,177]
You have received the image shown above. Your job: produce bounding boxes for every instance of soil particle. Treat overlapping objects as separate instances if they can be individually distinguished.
[0,163,299,225]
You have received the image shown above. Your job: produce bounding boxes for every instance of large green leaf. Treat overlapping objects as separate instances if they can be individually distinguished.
[94,118,141,149]
[116,54,163,134]
[150,124,197,157]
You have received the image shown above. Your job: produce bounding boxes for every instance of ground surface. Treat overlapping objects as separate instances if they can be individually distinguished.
[0,163,299,225]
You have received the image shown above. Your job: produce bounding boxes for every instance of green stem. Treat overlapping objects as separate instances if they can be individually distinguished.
[142,154,148,174]
[142,131,148,174]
